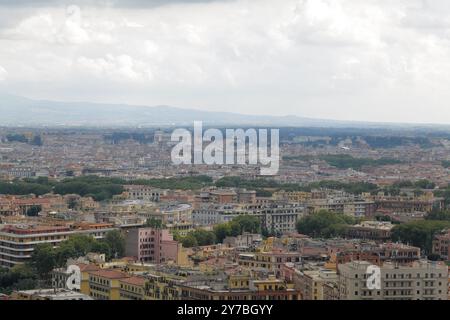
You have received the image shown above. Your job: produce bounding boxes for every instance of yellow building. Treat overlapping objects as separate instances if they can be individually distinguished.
[87,269,130,300]
[119,276,146,300]
[144,272,186,300]
[78,263,101,295]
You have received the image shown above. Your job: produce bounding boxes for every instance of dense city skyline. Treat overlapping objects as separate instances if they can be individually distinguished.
[1,0,450,123]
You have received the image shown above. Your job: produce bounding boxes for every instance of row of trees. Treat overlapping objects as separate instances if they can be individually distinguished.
[214,176,379,195]
[389,209,450,254]
[296,210,358,238]
[30,231,125,279]
[1,174,441,203]
[319,154,401,170]
[0,175,213,200]
[391,220,450,254]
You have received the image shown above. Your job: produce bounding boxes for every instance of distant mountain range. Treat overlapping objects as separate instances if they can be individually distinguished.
[0,93,446,129]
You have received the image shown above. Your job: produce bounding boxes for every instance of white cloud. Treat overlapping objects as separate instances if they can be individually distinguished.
[0,65,7,81]
[1,0,450,123]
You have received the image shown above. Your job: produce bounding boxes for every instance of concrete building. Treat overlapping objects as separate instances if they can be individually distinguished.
[125,227,180,264]
[11,289,93,300]
[295,268,338,300]
[0,223,116,268]
[193,202,304,235]
[237,250,302,277]
[119,276,146,300]
[124,185,165,202]
[432,230,450,260]
[338,260,448,300]
[346,221,394,242]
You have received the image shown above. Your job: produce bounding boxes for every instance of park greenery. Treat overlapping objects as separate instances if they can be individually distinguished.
[296,210,359,238]
[318,154,402,170]
[442,160,450,168]
[0,175,212,201]
[391,220,450,254]
[174,215,261,247]
[0,172,442,203]
[0,264,37,295]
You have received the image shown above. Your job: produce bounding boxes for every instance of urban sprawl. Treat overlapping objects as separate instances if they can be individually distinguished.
[1,127,450,301]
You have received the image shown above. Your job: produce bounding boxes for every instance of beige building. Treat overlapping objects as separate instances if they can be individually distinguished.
[338,260,448,300]
[295,269,338,300]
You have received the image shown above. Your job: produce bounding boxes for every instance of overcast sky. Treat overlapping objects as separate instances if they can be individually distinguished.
[1,0,450,123]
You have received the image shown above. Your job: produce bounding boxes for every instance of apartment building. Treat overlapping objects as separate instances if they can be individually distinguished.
[178,275,300,300]
[86,269,130,300]
[144,272,186,300]
[237,250,302,277]
[196,189,256,204]
[125,227,180,264]
[346,221,394,242]
[11,289,93,300]
[335,243,421,267]
[118,276,146,300]
[307,197,375,217]
[0,223,116,268]
[193,202,304,234]
[124,185,165,202]
[338,260,448,300]
[432,230,450,260]
[294,268,338,300]
[373,195,444,214]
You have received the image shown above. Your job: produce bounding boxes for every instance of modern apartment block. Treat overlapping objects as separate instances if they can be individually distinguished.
[125,227,180,264]
[0,223,116,268]
[338,260,448,300]
[193,202,304,234]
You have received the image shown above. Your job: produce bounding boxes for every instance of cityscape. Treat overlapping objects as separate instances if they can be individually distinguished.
[1,0,450,310]
[1,125,450,301]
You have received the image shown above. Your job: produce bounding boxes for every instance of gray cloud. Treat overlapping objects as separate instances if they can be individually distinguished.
[1,0,450,123]
[0,0,228,8]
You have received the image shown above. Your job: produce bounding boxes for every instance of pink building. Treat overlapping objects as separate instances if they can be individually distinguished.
[125,227,179,264]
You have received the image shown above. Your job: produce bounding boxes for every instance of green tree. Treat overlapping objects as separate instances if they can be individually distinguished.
[296,210,357,238]
[190,230,216,246]
[145,217,164,229]
[26,205,42,217]
[30,243,56,278]
[391,220,450,253]
[426,210,450,221]
[55,234,95,266]
[180,234,198,247]
[104,230,125,259]
[233,215,260,233]
[213,223,232,243]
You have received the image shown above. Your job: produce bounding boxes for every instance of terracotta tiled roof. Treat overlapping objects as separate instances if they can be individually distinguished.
[88,269,130,279]
[76,263,101,272]
[119,276,146,286]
